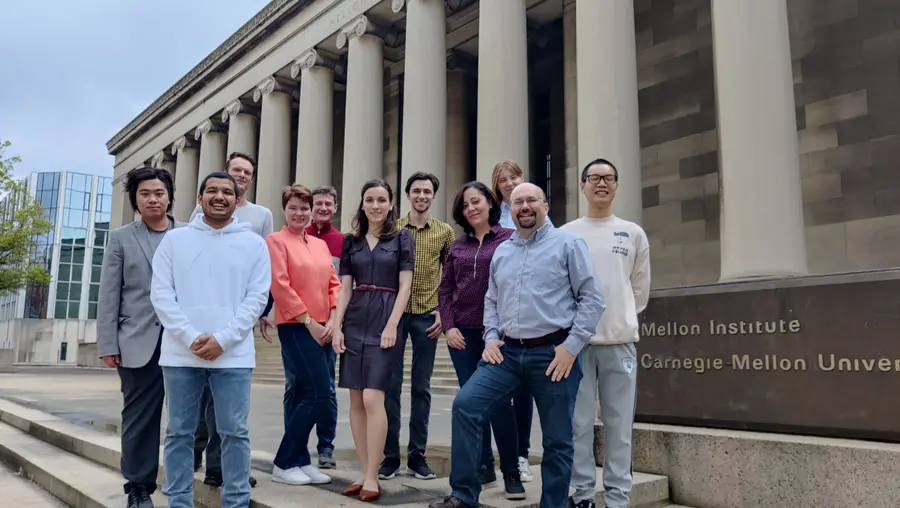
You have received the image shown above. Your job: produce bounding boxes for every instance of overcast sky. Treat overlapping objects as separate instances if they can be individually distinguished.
[0,0,270,178]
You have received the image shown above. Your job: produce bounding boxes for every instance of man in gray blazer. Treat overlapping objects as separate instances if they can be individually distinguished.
[97,166,181,508]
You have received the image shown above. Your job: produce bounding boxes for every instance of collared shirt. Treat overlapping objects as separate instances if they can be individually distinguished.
[484,221,606,356]
[437,225,514,330]
[266,226,341,325]
[398,214,456,314]
[306,222,344,272]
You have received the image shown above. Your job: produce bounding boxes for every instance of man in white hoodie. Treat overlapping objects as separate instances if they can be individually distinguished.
[561,159,651,508]
[150,172,271,508]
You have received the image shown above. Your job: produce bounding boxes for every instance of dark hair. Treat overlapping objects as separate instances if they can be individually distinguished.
[404,172,440,195]
[311,185,338,203]
[226,152,257,177]
[198,172,240,197]
[581,158,619,182]
[124,166,174,213]
[352,179,398,239]
[452,181,501,235]
[281,184,313,209]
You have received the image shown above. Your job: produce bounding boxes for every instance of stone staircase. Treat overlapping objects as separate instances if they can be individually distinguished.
[252,330,461,396]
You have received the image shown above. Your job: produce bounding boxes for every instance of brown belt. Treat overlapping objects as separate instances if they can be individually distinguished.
[502,328,570,348]
[354,284,397,294]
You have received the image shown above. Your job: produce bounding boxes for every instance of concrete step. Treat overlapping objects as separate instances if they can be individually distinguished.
[0,421,168,507]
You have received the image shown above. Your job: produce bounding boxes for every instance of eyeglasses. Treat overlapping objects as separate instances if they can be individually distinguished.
[511,197,544,207]
[584,174,617,185]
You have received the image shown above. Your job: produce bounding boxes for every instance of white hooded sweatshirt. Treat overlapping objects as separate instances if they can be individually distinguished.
[150,215,271,369]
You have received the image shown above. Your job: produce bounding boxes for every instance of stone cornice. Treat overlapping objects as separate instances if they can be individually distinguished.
[106,0,313,153]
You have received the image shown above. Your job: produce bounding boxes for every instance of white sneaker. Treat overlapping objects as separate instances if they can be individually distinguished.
[300,465,332,484]
[272,465,311,485]
[518,456,534,482]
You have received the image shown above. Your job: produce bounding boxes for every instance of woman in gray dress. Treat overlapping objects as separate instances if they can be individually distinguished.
[332,179,414,502]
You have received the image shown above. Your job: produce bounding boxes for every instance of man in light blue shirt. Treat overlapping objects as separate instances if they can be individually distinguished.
[430,183,606,508]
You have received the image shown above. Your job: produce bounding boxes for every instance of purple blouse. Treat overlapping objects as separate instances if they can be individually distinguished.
[437,225,514,331]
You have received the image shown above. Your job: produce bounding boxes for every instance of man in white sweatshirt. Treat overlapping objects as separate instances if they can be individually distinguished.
[561,158,651,508]
[150,172,271,508]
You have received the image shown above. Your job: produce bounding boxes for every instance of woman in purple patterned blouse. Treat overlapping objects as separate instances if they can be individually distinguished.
[437,181,525,499]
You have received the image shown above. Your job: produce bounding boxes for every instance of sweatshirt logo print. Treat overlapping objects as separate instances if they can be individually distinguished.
[612,231,630,256]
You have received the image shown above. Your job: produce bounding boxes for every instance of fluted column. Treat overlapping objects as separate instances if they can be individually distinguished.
[713,0,807,280]
[563,0,580,222]
[292,50,335,188]
[476,0,530,185]
[254,77,294,229]
[221,100,260,202]
[576,0,642,224]
[394,0,447,219]
[446,69,469,227]
[193,120,227,188]
[171,136,200,221]
[337,16,385,232]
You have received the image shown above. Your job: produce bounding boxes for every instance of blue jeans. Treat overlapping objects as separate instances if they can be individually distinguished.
[514,385,534,457]
[447,328,518,474]
[275,324,333,469]
[162,367,252,508]
[385,312,438,462]
[449,343,582,508]
[282,330,337,454]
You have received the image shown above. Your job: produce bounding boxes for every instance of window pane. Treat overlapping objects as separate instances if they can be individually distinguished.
[91,265,101,283]
[88,303,97,319]
[69,283,82,300]
[56,282,68,299]
[71,263,83,282]
[89,283,99,302]
[55,300,67,319]
[94,231,105,248]
[73,247,85,264]
[57,263,71,282]
[67,302,80,319]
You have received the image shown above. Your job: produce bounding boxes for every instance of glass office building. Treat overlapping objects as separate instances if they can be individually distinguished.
[0,171,113,322]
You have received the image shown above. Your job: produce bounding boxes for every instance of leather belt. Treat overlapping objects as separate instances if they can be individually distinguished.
[502,328,570,348]
[354,284,398,294]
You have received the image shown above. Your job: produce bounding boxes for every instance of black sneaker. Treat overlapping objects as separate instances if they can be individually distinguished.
[572,499,596,508]
[378,458,400,479]
[407,452,436,480]
[194,451,202,472]
[203,471,257,489]
[503,472,526,500]
[478,464,497,486]
[427,496,475,508]
[126,486,153,508]
[318,449,336,469]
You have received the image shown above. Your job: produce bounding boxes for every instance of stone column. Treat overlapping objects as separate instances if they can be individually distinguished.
[170,136,200,221]
[254,76,294,230]
[446,69,469,229]
[292,50,335,188]
[150,150,176,176]
[476,0,530,185]
[394,0,447,220]
[221,100,260,203]
[562,0,580,222]
[193,120,227,187]
[337,16,385,232]
[576,0,642,224]
[712,0,807,280]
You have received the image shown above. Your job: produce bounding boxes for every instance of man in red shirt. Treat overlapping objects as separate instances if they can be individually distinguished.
[306,186,344,270]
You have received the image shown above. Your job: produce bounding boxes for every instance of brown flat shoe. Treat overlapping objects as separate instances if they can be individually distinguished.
[359,485,380,502]
[343,483,363,496]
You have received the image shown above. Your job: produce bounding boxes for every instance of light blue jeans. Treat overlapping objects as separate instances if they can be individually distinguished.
[162,367,253,508]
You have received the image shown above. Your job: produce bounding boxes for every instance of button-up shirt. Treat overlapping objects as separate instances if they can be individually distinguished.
[437,225,514,330]
[266,226,341,325]
[398,215,456,314]
[484,221,606,356]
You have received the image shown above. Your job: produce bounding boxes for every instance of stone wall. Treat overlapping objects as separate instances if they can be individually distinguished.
[636,0,900,288]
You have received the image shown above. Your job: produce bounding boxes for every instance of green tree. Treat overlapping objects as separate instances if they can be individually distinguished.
[0,138,53,295]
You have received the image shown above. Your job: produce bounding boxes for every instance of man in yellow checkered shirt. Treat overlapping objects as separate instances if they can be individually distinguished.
[379,172,455,482]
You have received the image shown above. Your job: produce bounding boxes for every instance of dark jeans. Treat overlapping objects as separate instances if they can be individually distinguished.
[118,338,165,494]
[514,385,534,457]
[274,323,334,469]
[449,342,582,508]
[385,312,438,462]
[283,336,337,454]
[447,328,518,474]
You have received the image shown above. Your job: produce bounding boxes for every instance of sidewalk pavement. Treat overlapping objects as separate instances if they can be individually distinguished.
[0,366,544,457]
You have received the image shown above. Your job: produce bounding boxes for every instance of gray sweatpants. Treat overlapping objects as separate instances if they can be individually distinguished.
[570,343,637,508]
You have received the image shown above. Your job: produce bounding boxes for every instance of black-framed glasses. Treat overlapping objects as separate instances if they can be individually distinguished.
[584,174,617,185]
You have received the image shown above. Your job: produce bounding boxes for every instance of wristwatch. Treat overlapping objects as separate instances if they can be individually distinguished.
[303,315,312,325]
